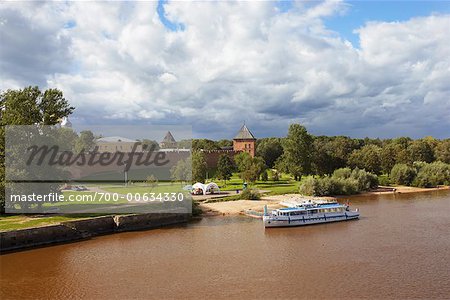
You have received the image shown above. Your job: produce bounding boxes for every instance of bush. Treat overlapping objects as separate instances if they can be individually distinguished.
[378,174,391,186]
[332,167,352,179]
[298,176,317,196]
[240,189,261,200]
[412,161,450,187]
[340,178,359,195]
[351,168,378,190]
[390,164,417,186]
[299,168,378,196]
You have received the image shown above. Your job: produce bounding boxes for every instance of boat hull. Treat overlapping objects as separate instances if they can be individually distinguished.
[263,212,359,228]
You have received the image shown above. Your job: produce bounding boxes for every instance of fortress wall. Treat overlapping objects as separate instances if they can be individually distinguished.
[202,150,238,168]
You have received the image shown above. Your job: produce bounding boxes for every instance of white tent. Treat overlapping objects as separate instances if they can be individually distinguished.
[204,182,220,194]
[191,182,220,195]
[192,182,205,195]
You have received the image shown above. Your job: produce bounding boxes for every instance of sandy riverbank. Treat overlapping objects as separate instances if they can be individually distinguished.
[199,186,450,216]
[200,200,282,216]
[199,195,335,216]
[341,185,450,197]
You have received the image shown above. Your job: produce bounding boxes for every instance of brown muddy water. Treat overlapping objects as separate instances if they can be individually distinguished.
[1,190,449,299]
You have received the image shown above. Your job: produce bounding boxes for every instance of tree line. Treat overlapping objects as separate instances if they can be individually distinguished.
[189,124,450,189]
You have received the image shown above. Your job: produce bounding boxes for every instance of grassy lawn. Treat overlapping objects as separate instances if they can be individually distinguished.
[210,173,302,195]
[0,215,91,232]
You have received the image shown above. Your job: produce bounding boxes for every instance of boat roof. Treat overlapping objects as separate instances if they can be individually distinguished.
[279,207,306,211]
[278,203,344,212]
[316,204,343,209]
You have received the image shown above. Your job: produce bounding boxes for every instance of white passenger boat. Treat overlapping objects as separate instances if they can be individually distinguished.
[263,201,359,228]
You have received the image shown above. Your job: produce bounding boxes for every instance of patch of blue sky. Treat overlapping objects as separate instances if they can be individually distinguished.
[324,1,450,47]
[157,0,185,31]
[63,20,76,29]
[276,0,294,13]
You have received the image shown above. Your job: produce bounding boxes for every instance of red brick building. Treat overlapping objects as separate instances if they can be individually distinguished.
[232,124,256,157]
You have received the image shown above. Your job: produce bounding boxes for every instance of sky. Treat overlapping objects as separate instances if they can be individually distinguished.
[1,0,449,140]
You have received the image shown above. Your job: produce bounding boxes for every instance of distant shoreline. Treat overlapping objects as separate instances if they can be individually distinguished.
[341,185,450,198]
[200,186,450,216]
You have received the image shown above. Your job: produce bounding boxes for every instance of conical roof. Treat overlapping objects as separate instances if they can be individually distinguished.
[162,131,176,143]
[233,124,256,140]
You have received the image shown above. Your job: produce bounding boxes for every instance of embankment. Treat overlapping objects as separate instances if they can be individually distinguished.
[0,213,190,253]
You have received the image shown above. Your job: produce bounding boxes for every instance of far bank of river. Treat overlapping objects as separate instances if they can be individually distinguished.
[201,185,450,215]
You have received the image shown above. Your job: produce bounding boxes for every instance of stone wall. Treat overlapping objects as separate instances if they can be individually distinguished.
[114,213,191,231]
[202,150,237,168]
[61,216,116,236]
[0,213,191,253]
[0,224,83,252]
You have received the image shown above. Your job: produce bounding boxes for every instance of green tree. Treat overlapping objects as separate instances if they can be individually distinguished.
[55,127,79,151]
[412,161,450,187]
[312,137,338,175]
[281,124,313,180]
[141,139,160,151]
[177,139,192,149]
[234,152,265,183]
[0,86,74,213]
[408,139,434,163]
[380,142,399,174]
[170,157,192,183]
[191,151,207,183]
[390,137,412,164]
[348,144,382,175]
[75,130,95,153]
[390,164,417,186]
[234,152,253,181]
[192,139,219,151]
[332,136,362,167]
[247,156,266,182]
[216,154,234,184]
[217,139,233,148]
[435,139,450,163]
[261,170,268,181]
[256,137,283,168]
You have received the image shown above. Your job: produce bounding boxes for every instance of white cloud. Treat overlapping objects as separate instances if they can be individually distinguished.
[1,1,449,139]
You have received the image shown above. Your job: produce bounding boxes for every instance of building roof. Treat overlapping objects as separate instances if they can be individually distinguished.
[162,131,176,143]
[233,124,256,140]
[96,136,137,143]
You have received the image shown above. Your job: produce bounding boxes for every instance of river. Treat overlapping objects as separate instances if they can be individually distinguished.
[1,190,449,299]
